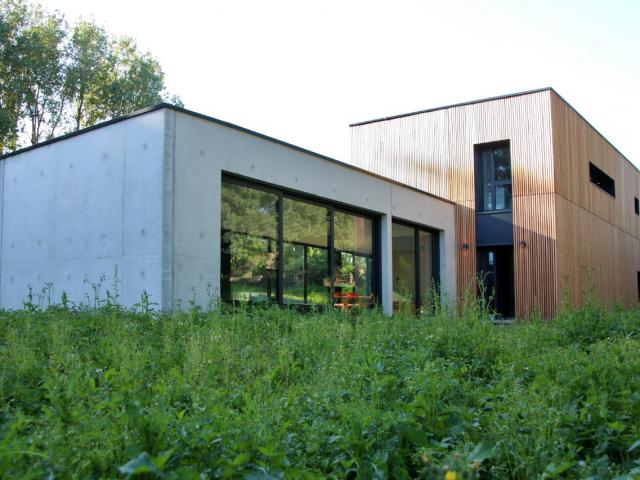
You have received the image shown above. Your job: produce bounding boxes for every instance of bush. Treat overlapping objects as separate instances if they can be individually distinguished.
[1,300,639,478]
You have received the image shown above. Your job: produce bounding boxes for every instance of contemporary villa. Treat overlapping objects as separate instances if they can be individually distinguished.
[0,88,637,317]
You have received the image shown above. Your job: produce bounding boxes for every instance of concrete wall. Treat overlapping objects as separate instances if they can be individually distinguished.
[0,105,456,313]
[0,110,165,309]
[170,111,456,313]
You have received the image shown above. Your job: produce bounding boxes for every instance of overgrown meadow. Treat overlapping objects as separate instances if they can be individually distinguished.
[1,291,640,479]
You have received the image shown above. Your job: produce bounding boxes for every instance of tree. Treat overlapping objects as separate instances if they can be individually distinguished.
[0,0,29,151]
[18,6,66,144]
[64,20,110,131]
[0,0,181,153]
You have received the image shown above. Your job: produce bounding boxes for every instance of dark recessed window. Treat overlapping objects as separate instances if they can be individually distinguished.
[589,162,615,197]
[634,197,639,215]
[474,141,512,212]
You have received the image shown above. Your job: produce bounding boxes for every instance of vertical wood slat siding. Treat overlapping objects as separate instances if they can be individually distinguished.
[351,91,557,316]
[513,193,557,318]
[456,201,476,300]
[551,92,640,308]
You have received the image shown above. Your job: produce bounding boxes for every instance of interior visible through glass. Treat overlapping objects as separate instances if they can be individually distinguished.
[332,211,374,310]
[221,179,377,310]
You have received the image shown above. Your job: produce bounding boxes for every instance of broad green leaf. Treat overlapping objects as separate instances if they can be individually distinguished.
[466,440,497,463]
[118,452,157,475]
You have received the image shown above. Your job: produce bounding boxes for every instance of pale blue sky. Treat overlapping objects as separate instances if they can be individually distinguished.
[42,0,640,166]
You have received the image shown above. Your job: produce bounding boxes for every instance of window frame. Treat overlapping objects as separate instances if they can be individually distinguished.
[391,218,441,314]
[474,140,513,213]
[221,173,380,309]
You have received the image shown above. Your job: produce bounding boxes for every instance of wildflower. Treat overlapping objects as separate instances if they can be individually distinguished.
[444,471,457,480]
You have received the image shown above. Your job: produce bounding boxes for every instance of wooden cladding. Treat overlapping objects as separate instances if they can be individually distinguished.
[351,90,558,317]
[351,91,555,203]
[513,193,557,318]
[551,92,640,239]
[455,201,476,298]
[551,91,640,309]
[351,88,639,317]
[555,195,639,308]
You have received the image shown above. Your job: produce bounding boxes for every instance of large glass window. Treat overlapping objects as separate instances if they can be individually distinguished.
[392,221,438,314]
[221,182,279,303]
[283,198,330,306]
[221,177,377,309]
[333,211,374,310]
[476,142,512,211]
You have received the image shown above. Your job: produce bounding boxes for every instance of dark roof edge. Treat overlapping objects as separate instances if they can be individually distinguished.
[350,87,636,171]
[349,87,554,126]
[0,103,171,161]
[0,103,454,206]
[170,105,454,204]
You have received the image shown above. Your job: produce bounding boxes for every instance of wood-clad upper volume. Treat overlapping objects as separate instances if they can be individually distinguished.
[350,88,639,317]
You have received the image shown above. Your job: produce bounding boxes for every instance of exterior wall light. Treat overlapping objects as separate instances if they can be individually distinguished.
[520,240,527,247]
[462,243,470,250]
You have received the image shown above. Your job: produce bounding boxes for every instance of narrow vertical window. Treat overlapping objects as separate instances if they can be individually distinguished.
[475,142,512,212]
[634,197,639,215]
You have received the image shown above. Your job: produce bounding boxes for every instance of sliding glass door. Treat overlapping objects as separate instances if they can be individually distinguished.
[221,176,378,309]
[391,221,439,314]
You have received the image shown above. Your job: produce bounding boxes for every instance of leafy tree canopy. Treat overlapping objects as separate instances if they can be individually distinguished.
[0,0,182,153]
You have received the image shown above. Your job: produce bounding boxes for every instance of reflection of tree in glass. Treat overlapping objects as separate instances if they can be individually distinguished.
[221,183,278,240]
[284,199,329,248]
[227,234,274,274]
[494,147,511,180]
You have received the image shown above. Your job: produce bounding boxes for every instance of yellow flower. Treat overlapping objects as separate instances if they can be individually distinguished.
[444,471,457,480]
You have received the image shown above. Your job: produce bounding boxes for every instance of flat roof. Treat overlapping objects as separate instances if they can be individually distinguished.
[350,87,636,171]
[0,103,453,205]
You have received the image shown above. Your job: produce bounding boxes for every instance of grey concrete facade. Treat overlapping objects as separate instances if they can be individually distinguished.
[0,105,456,313]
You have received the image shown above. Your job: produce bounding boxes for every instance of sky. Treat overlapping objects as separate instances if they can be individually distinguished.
[40,0,640,166]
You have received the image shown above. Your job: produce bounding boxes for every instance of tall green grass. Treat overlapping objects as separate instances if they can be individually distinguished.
[1,295,639,479]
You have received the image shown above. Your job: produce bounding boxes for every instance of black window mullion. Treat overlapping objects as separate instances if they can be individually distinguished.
[277,193,284,305]
[490,149,497,211]
[328,208,335,292]
[432,230,441,294]
[303,246,308,304]
[414,227,421,313]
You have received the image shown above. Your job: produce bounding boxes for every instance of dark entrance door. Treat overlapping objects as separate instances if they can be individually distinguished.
[477,246,514,318]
